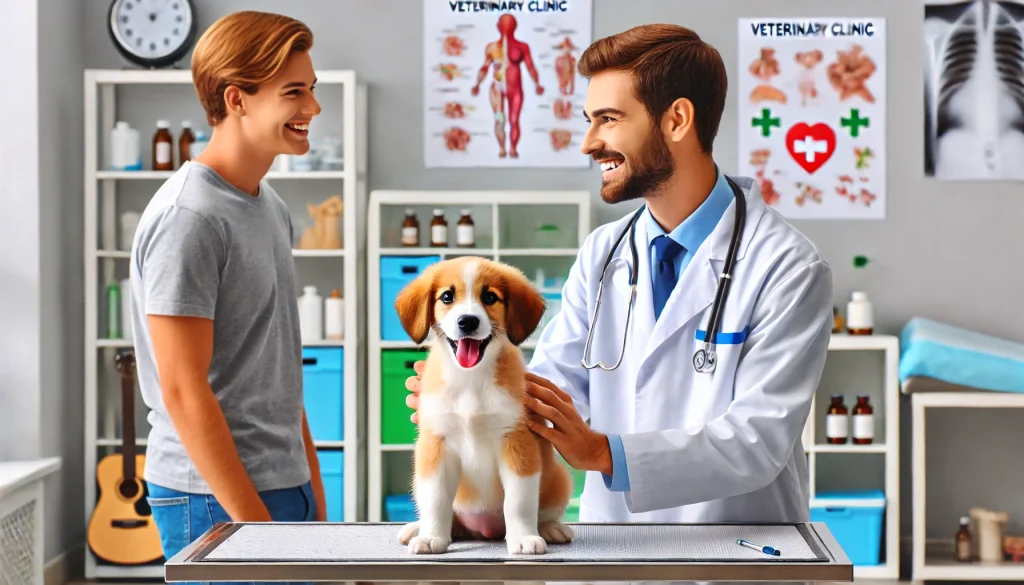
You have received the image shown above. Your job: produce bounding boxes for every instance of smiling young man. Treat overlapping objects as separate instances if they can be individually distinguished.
[128,10,326,570]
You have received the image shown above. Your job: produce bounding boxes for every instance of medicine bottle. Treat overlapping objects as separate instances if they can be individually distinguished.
[846,291,874,335]
[955,517,972,562]
[851,395,874,444]
[430,209,448,247]
[153,120,174,171]
[178,121,195,167]
[456,209,475,247]
[401,209,420,247]
[825,395,848,444]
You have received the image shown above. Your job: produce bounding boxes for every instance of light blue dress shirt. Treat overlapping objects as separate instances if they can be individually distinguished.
[602,169,735,492]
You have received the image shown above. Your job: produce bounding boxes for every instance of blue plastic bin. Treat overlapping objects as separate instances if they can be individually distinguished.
[380,256,441,341]
[810,489,885,566]
[384,493,417,522]
[318,450,344,522]
[302,347,344,441]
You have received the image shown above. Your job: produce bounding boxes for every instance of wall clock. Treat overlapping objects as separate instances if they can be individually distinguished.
[107,0,198,69]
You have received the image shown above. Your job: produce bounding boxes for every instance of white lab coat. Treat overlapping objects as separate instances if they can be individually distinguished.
[527,175,834,525]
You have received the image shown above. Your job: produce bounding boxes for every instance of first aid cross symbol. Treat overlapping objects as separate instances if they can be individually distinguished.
[792,136,829,163]
[841,109,870,137]
[751,108,780,137]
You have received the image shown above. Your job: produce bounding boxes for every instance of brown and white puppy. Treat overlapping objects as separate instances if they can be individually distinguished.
[393,256,574,555]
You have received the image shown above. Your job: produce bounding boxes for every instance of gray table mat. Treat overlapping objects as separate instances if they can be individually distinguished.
[199,523,827,563]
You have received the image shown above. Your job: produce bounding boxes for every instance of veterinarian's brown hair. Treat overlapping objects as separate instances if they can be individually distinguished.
[191,11,313,126]
[578,24,727,154]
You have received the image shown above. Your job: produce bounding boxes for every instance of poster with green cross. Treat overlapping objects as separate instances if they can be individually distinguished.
[737,17,886,219]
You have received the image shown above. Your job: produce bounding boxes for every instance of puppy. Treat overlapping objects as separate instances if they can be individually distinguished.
[392,256,575,555]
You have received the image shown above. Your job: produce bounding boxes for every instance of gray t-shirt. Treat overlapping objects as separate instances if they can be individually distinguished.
[129,161,309,495]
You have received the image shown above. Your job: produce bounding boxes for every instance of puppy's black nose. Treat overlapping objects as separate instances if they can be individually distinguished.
[457,315,480,333]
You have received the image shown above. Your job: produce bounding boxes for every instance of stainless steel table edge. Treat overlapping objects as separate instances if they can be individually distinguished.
[164,521,854,583]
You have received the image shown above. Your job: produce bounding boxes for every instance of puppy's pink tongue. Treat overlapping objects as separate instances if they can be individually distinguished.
[456,338,482,368]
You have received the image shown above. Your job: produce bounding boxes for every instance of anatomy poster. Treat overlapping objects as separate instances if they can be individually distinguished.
[737,18,887,220]
[924,0,1024,180]
[423,0,593,168]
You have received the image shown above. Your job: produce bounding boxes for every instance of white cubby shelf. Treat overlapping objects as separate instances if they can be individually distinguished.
[912,391,1024,581]
[801,333,900,580]
[365,189,591,522]
[83,68,367,580]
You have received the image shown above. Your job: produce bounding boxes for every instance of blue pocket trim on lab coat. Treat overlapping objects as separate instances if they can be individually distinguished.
[695,326,749,345]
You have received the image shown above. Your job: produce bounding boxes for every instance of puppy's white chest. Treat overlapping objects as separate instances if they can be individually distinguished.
[422,383,521,446]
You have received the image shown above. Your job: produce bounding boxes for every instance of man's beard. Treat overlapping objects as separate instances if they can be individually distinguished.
[597,129,675,204]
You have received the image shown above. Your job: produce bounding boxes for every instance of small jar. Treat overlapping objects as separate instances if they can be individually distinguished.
[430,209,448,247]
[825,395,848,445]
[401,209,420,247]
[456,209,475,248]
[851,395,874,444]
[846,291,873,335]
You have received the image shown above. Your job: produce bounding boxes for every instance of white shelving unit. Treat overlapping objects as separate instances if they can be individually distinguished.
[801,333,900,580]
[365,189,591,521]
[912,391,1024,581]
[83,69,367,579]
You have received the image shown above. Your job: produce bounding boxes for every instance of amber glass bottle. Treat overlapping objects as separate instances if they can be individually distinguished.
[955,517,972,562]
[430,209,448,247]
[851,395,874,444]
[153,120,174,171]
[825,395,848,444]
[401,209,420,247]
[456,209,475,247]
[178,121,195,167]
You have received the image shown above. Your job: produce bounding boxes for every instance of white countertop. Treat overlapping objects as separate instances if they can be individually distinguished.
[0,457,61,498]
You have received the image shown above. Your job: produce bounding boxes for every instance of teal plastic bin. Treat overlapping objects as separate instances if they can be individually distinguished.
[810,489,885,565]
[318,450,344,522]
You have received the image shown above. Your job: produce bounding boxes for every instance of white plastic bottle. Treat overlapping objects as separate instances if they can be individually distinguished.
[110,121,142,170]
[325,289,345,340]
[298,286,323,343]
[846,291,874,335]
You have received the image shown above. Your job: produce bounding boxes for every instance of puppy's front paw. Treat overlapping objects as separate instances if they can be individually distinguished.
[408,535,451,554]
[507,533,547,555]
[397,521,419,544]
[539,520,574,544]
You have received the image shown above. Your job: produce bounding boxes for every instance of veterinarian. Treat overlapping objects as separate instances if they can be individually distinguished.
[407,23,834,525]
[129,11,326,580]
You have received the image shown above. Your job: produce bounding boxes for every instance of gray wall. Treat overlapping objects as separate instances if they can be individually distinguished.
[9,0,1010,574]
[0,0,85,566]
[38,0,86,565]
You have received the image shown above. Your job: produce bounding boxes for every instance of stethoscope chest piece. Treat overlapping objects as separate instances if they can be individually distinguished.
[692,346,717,373]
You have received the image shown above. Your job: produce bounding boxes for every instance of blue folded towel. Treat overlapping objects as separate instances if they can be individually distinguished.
[899,318,1024,393]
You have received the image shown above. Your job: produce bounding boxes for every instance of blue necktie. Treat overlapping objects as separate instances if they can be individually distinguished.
[652,235,684,321]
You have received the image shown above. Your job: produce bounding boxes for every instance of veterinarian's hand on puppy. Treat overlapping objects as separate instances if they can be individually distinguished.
[524,373,613,476]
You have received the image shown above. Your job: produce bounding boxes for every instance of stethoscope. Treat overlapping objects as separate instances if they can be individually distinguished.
[580,174,747,374]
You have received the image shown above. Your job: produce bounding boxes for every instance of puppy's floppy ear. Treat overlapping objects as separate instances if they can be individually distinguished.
[394,264,438,344]
[503,266,547,346]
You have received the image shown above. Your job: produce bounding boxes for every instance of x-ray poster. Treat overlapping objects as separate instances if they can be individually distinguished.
[423,0,593,168]
[737,18,887,220]
[925,0,1024,180]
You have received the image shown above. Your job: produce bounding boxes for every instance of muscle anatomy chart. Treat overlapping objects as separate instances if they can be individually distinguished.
[924,0,1024,180]
[737,17,888,220]
[424,0,593,168]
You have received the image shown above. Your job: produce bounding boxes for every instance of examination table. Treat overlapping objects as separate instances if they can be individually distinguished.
[165,522,853,582]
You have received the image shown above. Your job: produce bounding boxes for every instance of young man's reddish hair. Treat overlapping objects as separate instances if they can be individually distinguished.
[191,11,313,126]
[578,24,727,154]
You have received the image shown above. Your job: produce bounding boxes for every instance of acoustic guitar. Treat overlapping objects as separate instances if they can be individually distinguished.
[87,349,164,565]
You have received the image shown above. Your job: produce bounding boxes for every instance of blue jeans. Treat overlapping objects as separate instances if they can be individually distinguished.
[147,480,317,585]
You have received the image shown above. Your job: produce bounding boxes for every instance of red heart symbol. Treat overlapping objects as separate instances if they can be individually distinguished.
[785,123,836,174]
